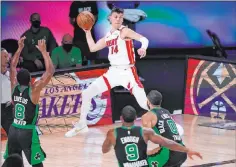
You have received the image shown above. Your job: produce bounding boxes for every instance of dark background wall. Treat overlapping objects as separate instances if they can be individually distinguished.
[111,57,187,122]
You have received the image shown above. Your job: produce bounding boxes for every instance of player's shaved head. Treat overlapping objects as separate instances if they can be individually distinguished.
[17,68,31,86]
[121,105,137,123]
[147,90,162,106]
[62,34,73,44]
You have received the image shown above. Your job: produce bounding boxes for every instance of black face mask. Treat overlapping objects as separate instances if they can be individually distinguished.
[31,20,41,28]
[63,44,73,52]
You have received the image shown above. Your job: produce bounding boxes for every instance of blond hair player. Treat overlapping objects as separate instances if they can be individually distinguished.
[65,7,149,137]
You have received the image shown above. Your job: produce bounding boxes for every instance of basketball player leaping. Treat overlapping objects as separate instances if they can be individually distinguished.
[4,38,55,167]
[65,7,150,137]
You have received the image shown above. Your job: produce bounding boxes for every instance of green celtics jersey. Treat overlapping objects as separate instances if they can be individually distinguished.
[151,107,183,144]
[12,85,39,129]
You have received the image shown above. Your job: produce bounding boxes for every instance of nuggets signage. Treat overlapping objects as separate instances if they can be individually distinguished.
[184,59,236,120]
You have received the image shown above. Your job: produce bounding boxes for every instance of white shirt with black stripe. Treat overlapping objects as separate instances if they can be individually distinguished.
[1,71,11,103]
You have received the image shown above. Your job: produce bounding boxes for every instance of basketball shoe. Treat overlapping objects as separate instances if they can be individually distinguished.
[65,121,89,137]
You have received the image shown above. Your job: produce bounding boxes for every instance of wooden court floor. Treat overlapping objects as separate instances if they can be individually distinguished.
[1,115,236,167]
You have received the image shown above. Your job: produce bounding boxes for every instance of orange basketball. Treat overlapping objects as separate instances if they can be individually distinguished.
[76,11,95,30]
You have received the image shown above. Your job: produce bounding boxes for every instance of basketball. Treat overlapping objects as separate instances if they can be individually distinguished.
[76,11,95,30]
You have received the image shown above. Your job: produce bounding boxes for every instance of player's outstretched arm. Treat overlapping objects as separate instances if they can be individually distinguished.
[10,36,26,91]
[121,28,148,58]
[31,39,55,104]
[84,30,106,52]
[144,129,203,160]
[102,129,115,154]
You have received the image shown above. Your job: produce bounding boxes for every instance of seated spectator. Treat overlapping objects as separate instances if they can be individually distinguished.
[51,34,82,69]
[69,1,98,65]
[2,153,24,167]
[21,13,57,72]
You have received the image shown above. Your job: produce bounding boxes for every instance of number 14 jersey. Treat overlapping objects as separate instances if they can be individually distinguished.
[12,85,39,128]
[105,26,136,66]
[114,126,148,167]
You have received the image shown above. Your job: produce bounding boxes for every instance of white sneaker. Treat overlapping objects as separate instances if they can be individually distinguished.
[65,122,89,138]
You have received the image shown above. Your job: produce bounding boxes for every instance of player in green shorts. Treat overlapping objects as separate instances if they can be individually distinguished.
[142,90,199,167]
[4,38,54,167]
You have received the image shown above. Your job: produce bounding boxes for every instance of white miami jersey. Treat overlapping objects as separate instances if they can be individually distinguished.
[105,26,135,66]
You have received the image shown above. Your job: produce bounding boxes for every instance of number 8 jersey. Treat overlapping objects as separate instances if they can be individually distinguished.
[12,85,39,129]
[105,26,136,66]
[114,126,148,167]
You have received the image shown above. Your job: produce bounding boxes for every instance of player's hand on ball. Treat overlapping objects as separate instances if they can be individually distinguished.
[83,28,92,33]
[187,149,203,160]
[138,48,146,58]
[36,39,47,53]
[77,11,95,32]
[142,111,157,128]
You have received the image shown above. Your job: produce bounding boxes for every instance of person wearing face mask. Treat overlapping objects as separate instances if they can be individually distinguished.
[20,13,57,72]
[69,1,98,65]
[51,34,82,69]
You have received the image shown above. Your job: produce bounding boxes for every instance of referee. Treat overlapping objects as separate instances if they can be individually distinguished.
[1,48,13,135]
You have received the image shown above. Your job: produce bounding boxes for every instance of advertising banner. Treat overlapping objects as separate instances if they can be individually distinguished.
[184,58,236,120]
[33,68,112,134]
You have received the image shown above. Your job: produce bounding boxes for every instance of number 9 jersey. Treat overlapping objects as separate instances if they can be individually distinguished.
[105,26,136,66]
[114,126,148,167]
[12,85,39,128]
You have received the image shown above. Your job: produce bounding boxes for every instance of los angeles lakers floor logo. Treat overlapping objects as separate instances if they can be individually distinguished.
[190,61,236,120]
